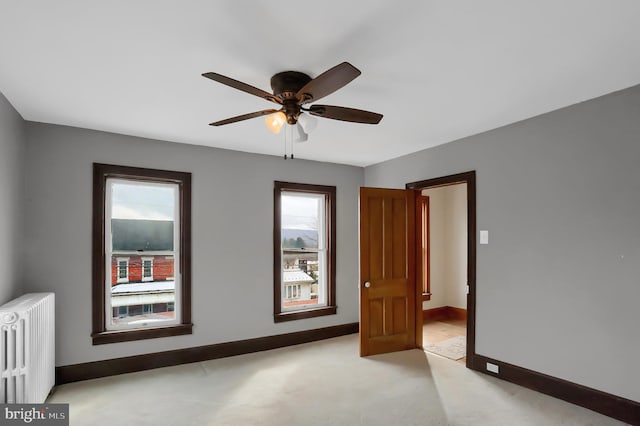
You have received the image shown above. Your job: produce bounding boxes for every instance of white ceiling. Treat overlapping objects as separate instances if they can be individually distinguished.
[1,1,639,167]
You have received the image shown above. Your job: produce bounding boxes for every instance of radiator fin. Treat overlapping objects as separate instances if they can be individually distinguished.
[0,293,55,403]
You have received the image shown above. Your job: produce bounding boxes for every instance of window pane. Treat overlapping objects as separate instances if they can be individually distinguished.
[142,258,153,281]
[118,261,127,279]
[281,192,325,310]
[281,192,324,249]
[107,180,178,329]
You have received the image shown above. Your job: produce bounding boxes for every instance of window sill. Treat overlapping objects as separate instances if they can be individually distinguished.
[422,292,432,301]
[92,323,192,345]
[274,306,337,323]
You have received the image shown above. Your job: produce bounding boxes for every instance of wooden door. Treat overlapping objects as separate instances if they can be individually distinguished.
[359,187,419,356]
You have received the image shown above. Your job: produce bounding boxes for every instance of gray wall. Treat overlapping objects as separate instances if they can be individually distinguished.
[0,92,25,304]
[23,122,363,366]
[365,85,640,402]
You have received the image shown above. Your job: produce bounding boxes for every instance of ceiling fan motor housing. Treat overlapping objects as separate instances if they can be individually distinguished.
[270,71,312,124]
[270,71,311,98]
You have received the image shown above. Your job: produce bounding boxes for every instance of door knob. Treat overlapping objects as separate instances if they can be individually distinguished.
[363,281,371,288]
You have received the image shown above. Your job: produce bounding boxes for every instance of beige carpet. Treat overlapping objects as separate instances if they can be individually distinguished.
[48,335,448,425]
[424,335,466,360]
[48,334,626,426]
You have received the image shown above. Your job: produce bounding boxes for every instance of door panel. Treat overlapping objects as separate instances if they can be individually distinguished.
[369,298,384,337]
[360,187,417,356]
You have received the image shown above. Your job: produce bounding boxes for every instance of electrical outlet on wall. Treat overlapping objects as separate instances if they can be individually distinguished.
[486,362,499,374]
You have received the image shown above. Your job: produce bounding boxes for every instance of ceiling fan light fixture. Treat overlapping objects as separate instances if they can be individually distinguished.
[297,113,318,134]
[294,123,308,142]
[265,111,286,133]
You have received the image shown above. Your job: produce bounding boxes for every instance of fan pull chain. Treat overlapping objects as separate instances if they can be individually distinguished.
[290,124,295,159]
[282,124,295,160]
[283,125,288,159]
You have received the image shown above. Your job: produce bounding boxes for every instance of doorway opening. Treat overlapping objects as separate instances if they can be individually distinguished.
[407,171,476,368]
[420,183,467,363]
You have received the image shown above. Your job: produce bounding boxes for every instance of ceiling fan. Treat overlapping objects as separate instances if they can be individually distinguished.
[202,62,383,137]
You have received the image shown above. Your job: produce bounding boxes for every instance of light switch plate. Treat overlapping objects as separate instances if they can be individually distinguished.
[480,230,489,244]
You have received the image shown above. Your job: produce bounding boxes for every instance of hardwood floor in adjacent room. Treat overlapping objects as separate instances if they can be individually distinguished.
[423,317,467,364]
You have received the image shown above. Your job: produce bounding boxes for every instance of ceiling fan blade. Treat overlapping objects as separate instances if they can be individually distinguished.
[296,62,361,104]
[209,109,280,126]
[308,105,383,124]
[202,72,281,104]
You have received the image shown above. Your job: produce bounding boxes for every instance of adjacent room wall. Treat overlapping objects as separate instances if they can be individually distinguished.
[422,184,467,311]
[421,186,447,309]
[23,122,363,366]
[447,184,467,309]
[365,85,640,402]
[0,92,25,305]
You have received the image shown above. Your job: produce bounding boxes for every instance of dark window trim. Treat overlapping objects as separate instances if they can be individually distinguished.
[92,163,192,345]
[273,181,337,323]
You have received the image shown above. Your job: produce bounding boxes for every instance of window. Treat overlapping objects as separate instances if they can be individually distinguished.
[114,306,128,318]
[116,257,129,283]
[274,181,336,322]
[92,163,192,344]
[285,284,302,300]
[142,257,153,282]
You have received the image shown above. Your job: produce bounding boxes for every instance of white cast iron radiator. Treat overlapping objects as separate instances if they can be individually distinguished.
[0,293,55,403]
